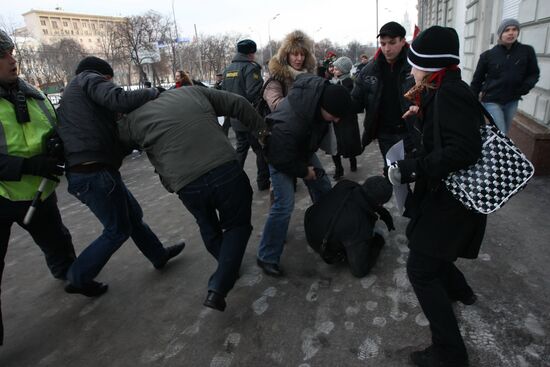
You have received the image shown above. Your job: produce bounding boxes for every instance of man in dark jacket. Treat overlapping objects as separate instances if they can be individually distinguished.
[351,22,416,162]
[57,56,184,297]
[470,18,540,135]
[257,75,351,277]
[118,86,269,312]
[304,176,394,278]
[0,29,76,345]
[222,39,270,190]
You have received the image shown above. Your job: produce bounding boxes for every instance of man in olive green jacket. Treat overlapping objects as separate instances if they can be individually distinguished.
[118,86,268,312]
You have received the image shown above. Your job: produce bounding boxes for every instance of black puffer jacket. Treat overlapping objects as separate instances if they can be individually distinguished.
[470,41,540,104]
[265,74,330,178]
[351,47,415,147]
[57,71,157,169]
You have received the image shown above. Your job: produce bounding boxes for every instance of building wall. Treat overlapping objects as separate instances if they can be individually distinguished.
[418,0,550,128]
[21,10,124,53]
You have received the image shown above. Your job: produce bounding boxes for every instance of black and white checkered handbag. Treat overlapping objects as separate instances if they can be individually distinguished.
[434,96,534,214]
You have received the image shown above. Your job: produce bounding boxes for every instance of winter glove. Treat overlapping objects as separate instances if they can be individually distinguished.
[387,163,401,185]
[22,156,64,182]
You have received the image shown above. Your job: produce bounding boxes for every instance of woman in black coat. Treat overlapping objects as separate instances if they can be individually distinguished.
[387,26,487,367]
[330,56,362,179]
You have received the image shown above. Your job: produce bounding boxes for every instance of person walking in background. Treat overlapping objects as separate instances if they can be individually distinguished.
[118,86,269,312]
[470,18,540,135]
[257,75,351,277]
[351,21,416,163]
[57,56,184,298]
[0,29,76,346]
[304,176,394,278]
[388,26,487,367]
[330,56,362,179]
[354,53,369,76]
[223,39,270,191]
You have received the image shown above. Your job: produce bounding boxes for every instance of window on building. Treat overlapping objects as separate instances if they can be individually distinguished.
[91,23,96,30]
[43,29,48,35]
[73,22,78,29]
[63,21,68,27]
[40,20,46,26]
[51,21,58,29]
[89,38,92,43]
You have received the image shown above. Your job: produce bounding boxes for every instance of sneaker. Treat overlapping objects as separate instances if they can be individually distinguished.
[154,242,186,270]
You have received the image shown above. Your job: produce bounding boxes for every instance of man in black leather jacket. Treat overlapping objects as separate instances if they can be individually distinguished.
[351,22,416,162]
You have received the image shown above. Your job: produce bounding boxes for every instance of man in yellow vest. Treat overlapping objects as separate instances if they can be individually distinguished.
[0,29,76,345]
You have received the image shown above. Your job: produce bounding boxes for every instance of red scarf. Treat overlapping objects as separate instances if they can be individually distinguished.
[406,65,460,108]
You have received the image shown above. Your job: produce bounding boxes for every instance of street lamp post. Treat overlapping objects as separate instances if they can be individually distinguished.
[268,13,280,60]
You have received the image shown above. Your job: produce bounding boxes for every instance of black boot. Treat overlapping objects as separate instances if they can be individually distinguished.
[332,155,344,180]
[350,157,357,172]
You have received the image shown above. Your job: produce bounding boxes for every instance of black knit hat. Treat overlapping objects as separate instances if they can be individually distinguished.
[237,39,257,54]
[320,84,351,118]
[75,56,114,76]
[362,176,393,205]
[407,26,460,72]
[377,21,406,38]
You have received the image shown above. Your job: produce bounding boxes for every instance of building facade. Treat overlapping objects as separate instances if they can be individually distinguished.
[21,9,124,52]
[418,0,550,174]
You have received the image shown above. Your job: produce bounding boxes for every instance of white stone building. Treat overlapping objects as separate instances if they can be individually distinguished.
[417,0,550,174]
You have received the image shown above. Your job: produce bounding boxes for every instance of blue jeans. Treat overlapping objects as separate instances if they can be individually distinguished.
[66,169,167,287]
[177,161,252,296]
[258,153,332,265]
[483,100,519,135]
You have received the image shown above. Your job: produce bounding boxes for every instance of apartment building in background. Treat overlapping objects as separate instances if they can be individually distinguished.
[417,0,550,175]
[20,8,124,52]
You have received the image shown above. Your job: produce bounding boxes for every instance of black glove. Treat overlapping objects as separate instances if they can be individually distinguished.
[22,156,64,182]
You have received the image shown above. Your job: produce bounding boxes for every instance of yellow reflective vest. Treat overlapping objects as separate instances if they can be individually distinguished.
[0,95,58,201]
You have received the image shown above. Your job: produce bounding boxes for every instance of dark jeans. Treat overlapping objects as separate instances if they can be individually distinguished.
[177,161,252,296]
[407,250,470,360]
[66,169,167,287]
[0,193,76,345]
[235,130,270,189]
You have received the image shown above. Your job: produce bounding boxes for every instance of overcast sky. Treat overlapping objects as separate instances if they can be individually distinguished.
[3,0,418,46]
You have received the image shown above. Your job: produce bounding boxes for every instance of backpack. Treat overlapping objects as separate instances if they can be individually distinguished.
[254,77,286,118]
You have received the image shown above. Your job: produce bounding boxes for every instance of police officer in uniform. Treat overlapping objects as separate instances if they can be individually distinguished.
[0,29,76,345]
[222,39,270,190]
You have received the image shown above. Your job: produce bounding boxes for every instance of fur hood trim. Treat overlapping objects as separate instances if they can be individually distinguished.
[268,30,317,82]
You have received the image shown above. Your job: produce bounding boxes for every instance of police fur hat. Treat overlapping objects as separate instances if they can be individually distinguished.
[268,30,317,82]
[407,26,460,72]
[237,39,257,54]
[0,29,14,57]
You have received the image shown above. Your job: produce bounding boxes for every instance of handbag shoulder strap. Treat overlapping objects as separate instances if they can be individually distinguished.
[432,91,493,152]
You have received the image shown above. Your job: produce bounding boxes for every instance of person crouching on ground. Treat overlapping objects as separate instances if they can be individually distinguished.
[304,176,394,278]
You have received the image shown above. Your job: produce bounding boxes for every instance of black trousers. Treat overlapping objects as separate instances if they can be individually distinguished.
[406,250,471,360]
[343,233,385,278]
[235,130,270,188]
[0,193,76,345]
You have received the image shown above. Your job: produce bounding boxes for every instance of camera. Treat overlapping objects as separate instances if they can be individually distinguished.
[45,133,65,162]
